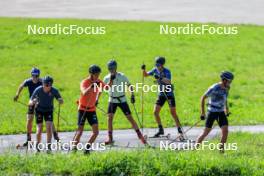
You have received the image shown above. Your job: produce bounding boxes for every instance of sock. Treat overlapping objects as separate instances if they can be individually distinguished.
[27,133,31,141]
[108,131,113,140]
[135,129,141,138]
[53,131,57,137]
[158,125,163,130]
[178,127,183,134]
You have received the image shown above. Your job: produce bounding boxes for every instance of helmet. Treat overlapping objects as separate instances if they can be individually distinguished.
[155,56,165,66]
[31,67,40,76]
[43,76,53,86]
[89,64,101,74]
[107,59,117,71]
[220,71,234,81]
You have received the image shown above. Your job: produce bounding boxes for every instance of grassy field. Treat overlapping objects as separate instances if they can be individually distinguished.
[0,133,263,175]
[0,17,264,134]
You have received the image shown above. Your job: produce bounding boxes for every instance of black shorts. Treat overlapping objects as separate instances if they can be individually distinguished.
[156,95,176,107]
[35,111,53,124]
[107,102,131,115]
[27,105,35,115]
[78,110,98,126]
[205,111,228,128]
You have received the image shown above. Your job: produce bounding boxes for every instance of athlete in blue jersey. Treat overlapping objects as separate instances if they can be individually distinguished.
[196,71,234,153]
[14,68,60,147]
[29,76,63,152]
[142,56,184,138]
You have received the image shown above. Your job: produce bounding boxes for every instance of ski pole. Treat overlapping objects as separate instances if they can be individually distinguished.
[132,103,143,129]
[57,103,61,133]
[96,106,108,115]
[169,119,202,144]
[141,63,145,133]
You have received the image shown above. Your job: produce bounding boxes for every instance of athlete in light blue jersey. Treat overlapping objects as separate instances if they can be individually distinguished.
[196,71,234,153]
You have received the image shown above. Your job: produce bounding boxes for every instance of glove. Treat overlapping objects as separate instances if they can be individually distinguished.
[95,100,99,107]
[110,74,116,80]
[13,95,19,102]
[226,112,231,117]
[131,94,135,104]
[154,74,159,79]
[200,115,205,120]
[141,64,146,70]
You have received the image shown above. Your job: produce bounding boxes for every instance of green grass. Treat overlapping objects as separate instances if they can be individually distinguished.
[1,133,264,175]
[0,17,264,134]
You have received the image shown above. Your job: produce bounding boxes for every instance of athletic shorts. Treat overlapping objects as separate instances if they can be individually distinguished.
[156,95,176,107]
[78,110,98,126]
[35,111,53,124]
[27,105,35,115]
[107,102,131,115]
[205,111,228,128]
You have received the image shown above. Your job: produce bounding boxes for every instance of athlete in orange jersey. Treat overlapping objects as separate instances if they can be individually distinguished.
[73,65,113,154]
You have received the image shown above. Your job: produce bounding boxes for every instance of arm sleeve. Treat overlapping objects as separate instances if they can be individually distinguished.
[103,76,109,84]
[54,89,62,99]
[23,79,29,87]
[204,86,214,97]
[123,75,131,85]
[147,68,155,76]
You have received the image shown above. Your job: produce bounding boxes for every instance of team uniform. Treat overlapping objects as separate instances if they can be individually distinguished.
[78,78,105,126]
[147,67,176,107]
[30,86,61,124]
[22,78,42,114]
[103,72,131,115]
[204,83,229,128]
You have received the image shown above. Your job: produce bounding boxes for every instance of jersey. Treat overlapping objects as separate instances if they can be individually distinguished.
[147,67,174,96]
[23,78,43,97]
[204,83,229,112]
[103,72,130,103]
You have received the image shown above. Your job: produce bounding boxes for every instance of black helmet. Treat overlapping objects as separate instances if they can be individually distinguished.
[31,67,40,76]
[155,56,165,66]
[89,64,101,74]
[220,71,234,81]
[107,59,117,71]
[43,76,53,86]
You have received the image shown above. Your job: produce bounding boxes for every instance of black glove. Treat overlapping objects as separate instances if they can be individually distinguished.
[200,115,205,120]
[13,95,19,102]
[110,74,116,80]
[131,94,135,104]
[141,64,146,70]
[226,112,231,117]
[154,74,160,80]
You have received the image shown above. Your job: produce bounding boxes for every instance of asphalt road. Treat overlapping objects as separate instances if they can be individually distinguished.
[0,0,263,25]
[1,125,264,153]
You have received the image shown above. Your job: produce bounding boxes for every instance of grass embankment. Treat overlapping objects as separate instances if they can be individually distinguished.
[0,17,264,134]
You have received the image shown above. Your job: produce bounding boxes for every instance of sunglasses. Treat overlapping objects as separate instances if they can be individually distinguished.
[44,83,52,87]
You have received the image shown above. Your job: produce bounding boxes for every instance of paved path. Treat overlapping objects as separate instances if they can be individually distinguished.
[0,0,263,25]
[1,125,263,153]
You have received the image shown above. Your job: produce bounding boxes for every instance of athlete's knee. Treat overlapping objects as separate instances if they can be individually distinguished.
[108,114,114,120]
[154,110,159,117]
